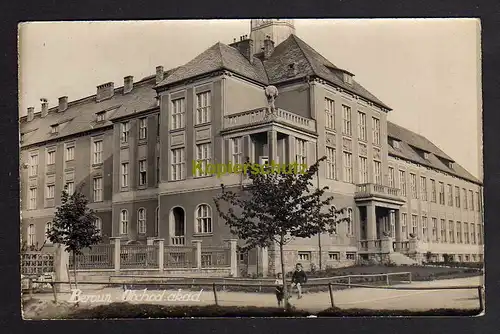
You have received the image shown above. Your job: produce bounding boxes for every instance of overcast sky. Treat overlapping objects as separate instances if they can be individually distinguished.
[18,19,482,179]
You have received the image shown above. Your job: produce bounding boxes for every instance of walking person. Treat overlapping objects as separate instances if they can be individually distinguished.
[274,273,284,307]
[291,263,307,299]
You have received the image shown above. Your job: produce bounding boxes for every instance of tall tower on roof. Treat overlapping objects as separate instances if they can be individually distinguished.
[249,19,296,56]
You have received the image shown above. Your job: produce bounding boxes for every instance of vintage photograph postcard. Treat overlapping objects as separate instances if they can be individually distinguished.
[18,19,484,319]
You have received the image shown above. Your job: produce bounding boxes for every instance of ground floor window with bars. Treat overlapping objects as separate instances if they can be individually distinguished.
[298,251,311,261]
[346,252,356,260]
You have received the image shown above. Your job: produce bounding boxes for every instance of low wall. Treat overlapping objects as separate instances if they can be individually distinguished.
[70,268,231,282]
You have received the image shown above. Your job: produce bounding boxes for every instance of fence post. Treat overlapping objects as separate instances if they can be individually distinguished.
[156,238,165,272]
[348,276,351,288]
[386,274,390,286]
[192,240,202,270]
[409,272,412,283]
[224,239,238,277]
[328,283,335,308]
[478,286,484,311]
[212,283,219,306]
[110,237,121,272]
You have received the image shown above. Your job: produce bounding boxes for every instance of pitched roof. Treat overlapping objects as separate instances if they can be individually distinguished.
[263,35,391,109]
[158,42,269,86]
[387,121,480,184]
[20,79,158,148]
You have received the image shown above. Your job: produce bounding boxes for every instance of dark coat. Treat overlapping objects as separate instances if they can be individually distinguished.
[291,270,307,284]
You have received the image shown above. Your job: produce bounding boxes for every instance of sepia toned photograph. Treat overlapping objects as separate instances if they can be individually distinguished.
[18,18,484,319]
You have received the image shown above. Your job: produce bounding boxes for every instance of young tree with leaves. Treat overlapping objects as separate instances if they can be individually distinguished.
[46,185,101,288]
[214,156,349,308]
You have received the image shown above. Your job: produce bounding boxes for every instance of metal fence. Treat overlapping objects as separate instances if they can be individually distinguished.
[120,244,159,269]
[21,251,54,275]
[164,245,196,268]
[201,245,231,268]
[69,244,114,270]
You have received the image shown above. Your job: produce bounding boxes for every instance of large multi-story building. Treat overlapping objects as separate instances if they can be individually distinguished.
[20,19,483,274]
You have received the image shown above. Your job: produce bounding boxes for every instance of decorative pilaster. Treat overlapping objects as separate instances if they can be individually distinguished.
[156,238,165,271]
[192,240,202,270]
[110,237,121,272]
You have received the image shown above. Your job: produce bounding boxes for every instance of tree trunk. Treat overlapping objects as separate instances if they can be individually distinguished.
[73,251,78,290]
[279,239,289,309]
[318,233,322,270]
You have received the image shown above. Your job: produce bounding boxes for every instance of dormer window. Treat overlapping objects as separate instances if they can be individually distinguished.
[343,73,353,85]
[448,161,454,169]
[50,124,59,134]
[96,111,106,122]
[423,152,430,160]
[389,138,400,149]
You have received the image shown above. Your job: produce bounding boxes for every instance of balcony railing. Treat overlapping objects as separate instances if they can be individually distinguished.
[171,236,186,246]
[223,108,316,132]
[355,183,403,201]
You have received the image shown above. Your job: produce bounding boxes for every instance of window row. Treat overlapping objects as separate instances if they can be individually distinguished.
[325,150,382,185]
[163,92,212,132]
[324,98,380,145]
[27,218,103,247]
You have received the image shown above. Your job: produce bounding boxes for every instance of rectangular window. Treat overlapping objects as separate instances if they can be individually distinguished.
[388,167,395,188]
[471,223,476,244]
[93,140,103,164]
[455,186,460,207]
[121,162,129,187]
[231,137,242,165]
[422,216,428,241]
[456,221,462,243]
[121,122,130,143]
[171,148,185,181]
[96,111,105,122]
[156,157,160,184]
[399,170,407,196]
[65,145,75,161]
[171,98,185,130]
[464,223,469,244]
[358,156,368,183]
[328,252,340,261]
[346,253,356,260]
[93,177,102,202]
[469,190,474,211]
[46,150,55,165]
[478,224,483,244]
[374,161,382,185]
[430,179,436,203]
[325,98,335,130]
[343,151,352,183]
[411,215,418,235]
[358,111,366,141]
[449,221,455,243]
[138,159,147,186]
[196,91,211,125]
[139,117,148,140]
[463,188,468,209]
[410,173,418,199]
[439,182,445,205]
[29,188,37,209]
[432,217,438,242]
[476,191,480,212]
[65,181,74,195]
[28,224,36,246]
[326,147,337,180]
[372,117,380,145]
[440,219,447,242]
[420,176,427,201]
[448,184,453,206]
[295,139,307,165]
[29,153,38,177]
[46,184,55,199]
[401,213,407,239]
[298,252,311,261]
[195,143,211,177]
[342,105,352,136]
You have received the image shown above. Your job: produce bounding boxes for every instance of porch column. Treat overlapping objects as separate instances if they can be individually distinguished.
[366,204,377,241]
[288,135,296,164]
[267,129,278,163]
[243,135,252,162]
[394,210,401,241]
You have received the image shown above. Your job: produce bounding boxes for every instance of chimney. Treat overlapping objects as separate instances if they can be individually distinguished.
[229,37,254,64]
[58,96,68,112]
[156,66,164,84]
[40,98,49,117]
[123,76,133,94]
[27,107,34,122]
[263,36,275,59]
[287,63,298,77]
[96,82,114,102]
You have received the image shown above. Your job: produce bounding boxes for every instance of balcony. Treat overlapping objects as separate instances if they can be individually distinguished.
[223,108,316,132]
[171,236,185,246]
[355,183,406,204]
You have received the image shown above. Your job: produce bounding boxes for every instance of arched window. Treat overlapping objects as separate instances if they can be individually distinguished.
[137,208,146,234]
[94,217,102,236]
[28,224,36,246]
[195,204,212,234]
[120,210,128,235]
[45,222,52,243]
[155,206,159,236]
[347,208,353,235]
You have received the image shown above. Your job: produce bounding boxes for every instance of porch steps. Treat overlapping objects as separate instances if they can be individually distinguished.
[389,252,418,266]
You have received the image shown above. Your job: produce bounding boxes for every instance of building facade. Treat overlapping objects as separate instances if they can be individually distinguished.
[20,20,483,274]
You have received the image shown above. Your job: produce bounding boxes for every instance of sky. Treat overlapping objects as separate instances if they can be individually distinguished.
[18,19,482,179]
